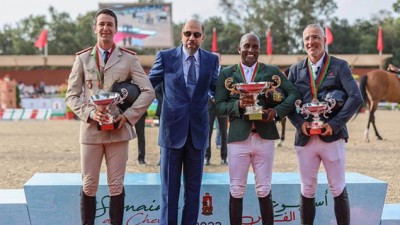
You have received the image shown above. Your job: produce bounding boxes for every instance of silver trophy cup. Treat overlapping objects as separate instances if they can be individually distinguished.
[88,90,128,131]
[295,99,336,135]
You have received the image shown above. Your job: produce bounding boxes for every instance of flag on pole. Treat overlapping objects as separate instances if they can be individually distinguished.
[377,26,383,55]
[211,27,218,52]
[35,29,48,49]
[266,28,272,55]
[325,26,333,45]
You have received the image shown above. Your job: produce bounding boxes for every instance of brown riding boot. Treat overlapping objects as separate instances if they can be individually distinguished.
[80,189,96,225]
[109,188,125,225]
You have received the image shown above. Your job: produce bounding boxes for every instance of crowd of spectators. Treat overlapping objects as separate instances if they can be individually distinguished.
[18,81,66,99]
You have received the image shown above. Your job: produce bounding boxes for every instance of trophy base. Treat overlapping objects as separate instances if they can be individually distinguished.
[244,113,268,120]
[307,127,326,135]
[97,122,119,131]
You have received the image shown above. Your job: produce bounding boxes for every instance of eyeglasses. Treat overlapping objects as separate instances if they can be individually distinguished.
[182,31,202,38]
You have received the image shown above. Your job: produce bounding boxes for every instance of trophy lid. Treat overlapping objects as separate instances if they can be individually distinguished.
[91,92,120,106]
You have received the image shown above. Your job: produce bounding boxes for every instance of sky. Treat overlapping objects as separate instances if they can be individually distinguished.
[0,0,397,28]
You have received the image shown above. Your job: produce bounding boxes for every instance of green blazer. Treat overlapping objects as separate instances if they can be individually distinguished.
[215,63,299,143]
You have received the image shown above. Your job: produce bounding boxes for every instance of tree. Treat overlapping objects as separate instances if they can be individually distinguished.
[394,0,400,13]
[201,17,242,54]
[218,0,337,54]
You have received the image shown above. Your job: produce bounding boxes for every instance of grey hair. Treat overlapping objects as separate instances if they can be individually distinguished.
[304,24,325,38]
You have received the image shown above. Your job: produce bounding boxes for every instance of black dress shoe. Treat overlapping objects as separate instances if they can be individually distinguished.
[204,159,210,166]
[221,159,228,165]
[138,159,147,165]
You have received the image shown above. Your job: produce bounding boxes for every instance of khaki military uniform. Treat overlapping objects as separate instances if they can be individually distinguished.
[65,45,155,195]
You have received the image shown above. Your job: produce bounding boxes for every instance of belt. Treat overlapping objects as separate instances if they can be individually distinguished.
[251,129,257,133]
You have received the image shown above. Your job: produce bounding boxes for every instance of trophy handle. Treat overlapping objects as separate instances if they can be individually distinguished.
[114,88,128,105]
[225,77,240,95]
[263,75,281,95]
[322,98,336,118]
[295,99,311,119]
[271,75,281,89]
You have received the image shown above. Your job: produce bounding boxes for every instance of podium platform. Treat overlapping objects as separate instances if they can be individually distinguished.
[0,172,391,225]
[0,189,30,225]
[381,204,400,225]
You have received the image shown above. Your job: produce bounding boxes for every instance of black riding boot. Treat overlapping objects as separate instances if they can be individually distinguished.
[229,194,243,225]
[300,195,315,225]
[80,189,96,225]
[334,187,350,225]
[109,188,125,225]
[258,192,274,225]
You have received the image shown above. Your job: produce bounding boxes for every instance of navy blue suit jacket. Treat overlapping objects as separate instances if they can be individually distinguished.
[148,46,219,149]
[287,55,363,146]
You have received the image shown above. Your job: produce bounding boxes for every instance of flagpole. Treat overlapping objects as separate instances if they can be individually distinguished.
[44,43,48,57]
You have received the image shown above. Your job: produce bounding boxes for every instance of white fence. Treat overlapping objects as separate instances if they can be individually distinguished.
[378,102,398,110]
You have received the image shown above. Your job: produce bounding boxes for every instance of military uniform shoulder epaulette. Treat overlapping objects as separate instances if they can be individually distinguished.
[120,47,137,55]
[76,46,93,55]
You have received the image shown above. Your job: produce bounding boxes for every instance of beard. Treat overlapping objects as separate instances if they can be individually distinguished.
[184,43,199,55]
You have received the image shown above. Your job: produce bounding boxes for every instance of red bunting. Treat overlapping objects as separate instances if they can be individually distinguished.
[325,26,333,45]
[211,27,217,52]
[35,29,48,49]
[266,29,272,55]
[377,26,383,53]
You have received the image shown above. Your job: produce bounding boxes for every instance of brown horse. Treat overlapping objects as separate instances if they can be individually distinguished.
[276,116,287,147]
[275,68,290,147]
[359,69,400,142]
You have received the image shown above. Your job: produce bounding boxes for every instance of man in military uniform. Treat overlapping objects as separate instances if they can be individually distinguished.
[65,8,155,225]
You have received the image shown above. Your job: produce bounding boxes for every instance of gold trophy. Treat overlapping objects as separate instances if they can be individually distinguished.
[225,75,281,120]
[295,98,336,134]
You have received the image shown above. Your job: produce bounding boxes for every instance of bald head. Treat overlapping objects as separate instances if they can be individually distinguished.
[238,33,260,67]
[182,19,204,33]
[181,19,205,55]
[240,33,260,46]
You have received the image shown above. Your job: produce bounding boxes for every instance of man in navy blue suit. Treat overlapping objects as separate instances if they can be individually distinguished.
[148,19,219,225]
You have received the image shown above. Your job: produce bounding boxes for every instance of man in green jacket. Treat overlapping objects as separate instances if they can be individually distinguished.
[215,32,299,225]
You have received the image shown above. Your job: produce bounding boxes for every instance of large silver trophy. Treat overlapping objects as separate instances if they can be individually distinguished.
[87,89,128,131]
[225,75,281,120]
[295,99,336,135]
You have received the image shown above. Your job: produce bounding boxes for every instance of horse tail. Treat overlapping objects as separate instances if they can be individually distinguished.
[353,75,368,121]
[359,75,368,106]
